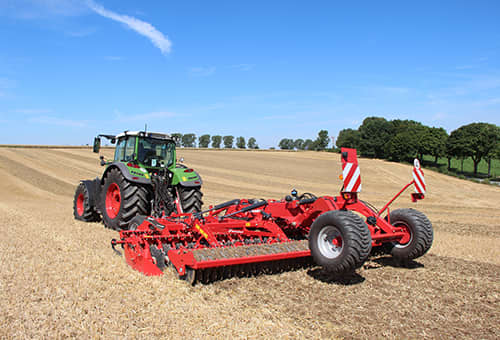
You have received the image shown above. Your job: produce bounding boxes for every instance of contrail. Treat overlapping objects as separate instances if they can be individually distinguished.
[86,0,172,55]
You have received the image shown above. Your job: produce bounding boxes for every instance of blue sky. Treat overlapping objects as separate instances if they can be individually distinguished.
[0,0,499,147]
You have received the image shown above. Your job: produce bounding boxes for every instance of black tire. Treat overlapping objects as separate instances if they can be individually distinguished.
[73,183,100,222]
[308,211,372,274]
[388,208,433,262]
[150,245,166,271]
[99,168,150,230]
[128,215,147,230]
[178,186,203,213]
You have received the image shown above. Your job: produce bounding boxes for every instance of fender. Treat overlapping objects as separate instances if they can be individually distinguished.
[81,177,101,208]
[101,162,152,185]
[170,167,203,187]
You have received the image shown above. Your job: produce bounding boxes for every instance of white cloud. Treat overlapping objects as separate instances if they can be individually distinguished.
[65,27,98,37]
[15,108,52,114]
[28,115,87,127]
[104,56,123,61]
[189,66,216,77]
[86,0,172,55]
[0,0,87,19]
[115,110,181,122]
[230,64,255,71]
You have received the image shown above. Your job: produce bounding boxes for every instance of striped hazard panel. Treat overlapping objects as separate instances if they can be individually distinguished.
[340,147,362,193]
[413,159,426,194]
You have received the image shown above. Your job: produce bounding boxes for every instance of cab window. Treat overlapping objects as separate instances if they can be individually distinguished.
[114,139,126,161]
[124,138,136,161]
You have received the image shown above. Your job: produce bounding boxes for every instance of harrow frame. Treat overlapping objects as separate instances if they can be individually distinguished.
[111,148,431,284]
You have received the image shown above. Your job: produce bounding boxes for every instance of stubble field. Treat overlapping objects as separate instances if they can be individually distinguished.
[0,147,499,339]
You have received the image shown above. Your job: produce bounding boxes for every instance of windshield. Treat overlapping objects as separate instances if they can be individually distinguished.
[137,138,175,168]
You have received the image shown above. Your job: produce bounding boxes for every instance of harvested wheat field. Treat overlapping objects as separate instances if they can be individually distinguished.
[0,147,499,339]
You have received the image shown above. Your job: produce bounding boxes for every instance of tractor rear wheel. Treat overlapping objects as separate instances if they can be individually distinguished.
[100,168,150,230]
[73,183,100,222]
[308,210,372,274]
[178,186,203,213]
[388,208,433,263]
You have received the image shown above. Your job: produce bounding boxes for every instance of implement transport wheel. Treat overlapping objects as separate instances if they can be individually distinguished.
[100,168,150,230]
[388,208,433,263]
[178,186,203,213]
[73,183,100,222]
[308,211,372,274]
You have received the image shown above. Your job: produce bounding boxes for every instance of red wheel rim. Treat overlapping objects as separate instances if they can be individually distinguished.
[106,183,121,219]
[396,222,412,246]
[76,193,84,216]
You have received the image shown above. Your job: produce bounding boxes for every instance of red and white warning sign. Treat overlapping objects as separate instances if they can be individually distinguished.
[413,159,426,194]
[341,148,362,193]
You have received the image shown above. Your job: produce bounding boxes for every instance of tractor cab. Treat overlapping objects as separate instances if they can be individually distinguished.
[94,131,177,171]
[113,132,176,170]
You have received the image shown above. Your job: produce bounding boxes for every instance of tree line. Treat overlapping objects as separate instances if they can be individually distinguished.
[170,133,259,149]
[278,130,331,151]
[336,117,500,175]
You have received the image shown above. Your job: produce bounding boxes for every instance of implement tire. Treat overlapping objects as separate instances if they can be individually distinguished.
[73,183,100,222]
[178,186,203,213]
[388,208,433,263]
[100,168,150,230]
[308,210,372,274]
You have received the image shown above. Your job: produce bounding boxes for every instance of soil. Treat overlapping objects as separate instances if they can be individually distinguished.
[0,147,498,339]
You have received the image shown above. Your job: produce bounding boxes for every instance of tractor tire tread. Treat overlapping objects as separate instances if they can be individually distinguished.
[100,168,150,230]
[179,186,203,213]
[73,183,101,222]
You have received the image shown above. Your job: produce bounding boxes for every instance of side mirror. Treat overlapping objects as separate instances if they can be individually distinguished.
[93,137,101,153]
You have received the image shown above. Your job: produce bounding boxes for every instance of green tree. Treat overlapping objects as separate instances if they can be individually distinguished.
[447,123,500,174]
[279,138,294,150]
[358,117,394,158]
[171,133,183,147]
[388,120,426,161]
[211,135,222,148]
[198,134,210,148]
[247,137,258,149]
[294,138,305,150]
[223,135,234,149]
[384,130,419,162]
[418,127,448,164]
[336,129,360,149]
[483,127,500,177]
[313,130,329,150]
[181,133,196,148]
[303,139,314,150]
[236,136,246,149]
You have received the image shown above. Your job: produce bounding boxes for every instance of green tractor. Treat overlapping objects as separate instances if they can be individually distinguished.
[73,131,203,230]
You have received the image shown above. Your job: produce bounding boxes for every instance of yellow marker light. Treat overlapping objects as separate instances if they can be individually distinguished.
[245,222,251,227]
[182,176,187,181]
[339,175,343,180]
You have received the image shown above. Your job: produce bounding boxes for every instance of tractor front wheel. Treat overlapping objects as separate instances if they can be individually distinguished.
[308,210,372,274]
[73,183,100,222]
[99,168,150,230]
[388,208,433,263]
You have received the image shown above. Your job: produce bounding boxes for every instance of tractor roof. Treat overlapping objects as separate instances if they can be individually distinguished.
[115,131,173,140]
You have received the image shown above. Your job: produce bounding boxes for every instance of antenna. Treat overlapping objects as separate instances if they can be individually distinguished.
[144,123,147,133]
